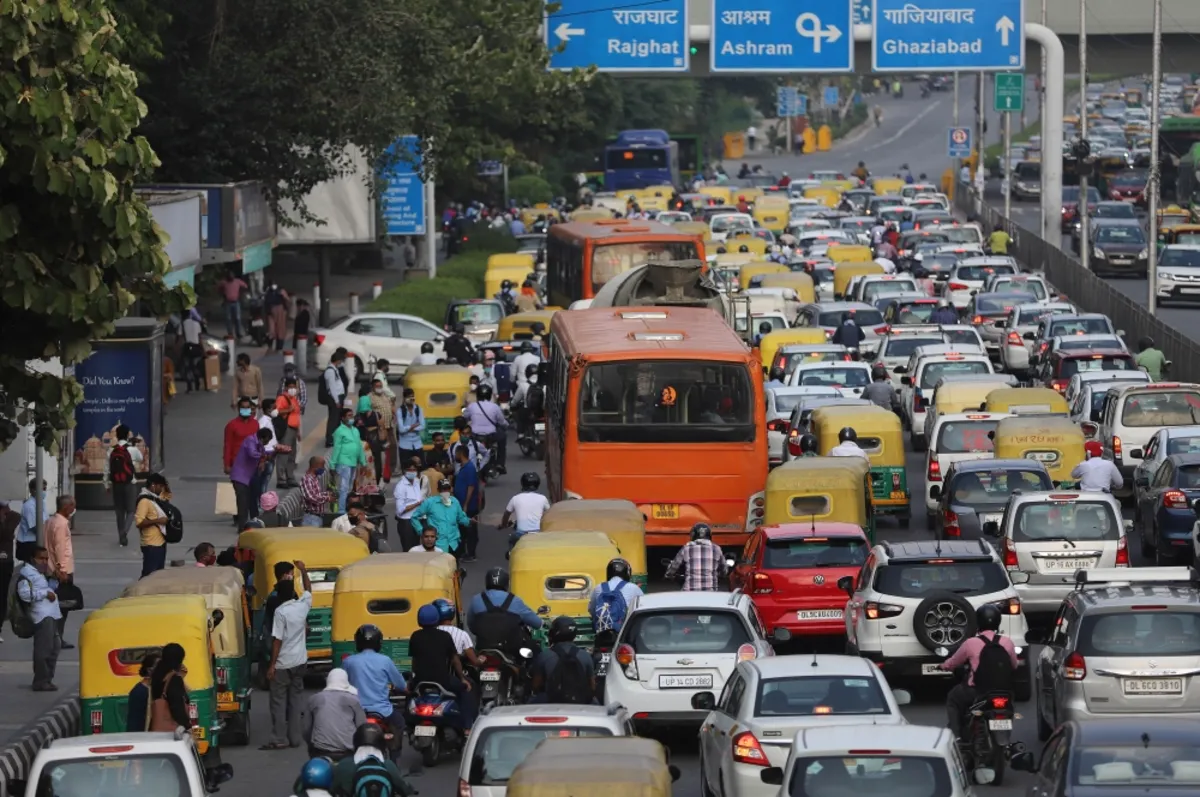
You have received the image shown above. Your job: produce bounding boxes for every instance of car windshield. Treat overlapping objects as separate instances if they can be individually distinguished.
[451,303,503,325]
[1063,186,1103,203]
[1012,501,1121,542]
[756,676,889,717]
[863,280,917,301]
[1121,391,1200,427]
[905,234,950,248]
[770,391,819,413]
[1079,611,1200,657]
[1109,173,1147,188]
[1059,355,1135,378]
[1095,225,1146,244]
[994,280,1048,299]
[469,726,614,784]
[763,537,868,569]
[1161,248,1200,267]
[1093,205,1136,220]
[1167,435,1200,455]
[780,352,844,377]
[875,561,1011,598]
[947,469,1053,510]
[956,264,1017,281]
[37,754,189,797]
[623,610,751,654]
[818,310,884,327]
[919,360,991,389]
[713,215,753,233]
[787,756,952,797]
[941,228,982,244]
[1015,163,1041,179]
[893,304,937,324]
[1057,337,1123,352]
[943,330,982,346]
[976,293,1036,314]
[883,337,943,358]
[796,368,870,389]
[1050,318,1112,336]
[1018,306,1070,324]
[578,361,755,444]
[1071,743,1200,786]
[935,421,1000,454]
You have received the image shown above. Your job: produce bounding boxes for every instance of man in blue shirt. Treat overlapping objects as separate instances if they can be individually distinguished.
[467,568,543,657]
[452,447,481,563]
[509,216,527,236]
[16,478,47,563]
[341,624,405,764]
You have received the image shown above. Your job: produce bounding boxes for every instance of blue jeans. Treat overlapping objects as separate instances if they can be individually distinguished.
[335,465,354,512]
[141,544,167,578]
[302,513,323,527]
[223,301,242,338]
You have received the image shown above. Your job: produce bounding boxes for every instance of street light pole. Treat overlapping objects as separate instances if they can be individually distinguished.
[1148,0,1163,314]
[1079,0,1090,274]
[1040,0,1048,236]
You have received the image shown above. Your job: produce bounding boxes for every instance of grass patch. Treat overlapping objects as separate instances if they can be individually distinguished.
[371,277,479,325]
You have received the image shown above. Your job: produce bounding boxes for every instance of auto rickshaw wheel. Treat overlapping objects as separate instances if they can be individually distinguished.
[224,710,251,746]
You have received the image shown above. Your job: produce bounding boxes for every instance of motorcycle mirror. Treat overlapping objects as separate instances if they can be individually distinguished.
[518,647,534,659]
[974,768,996,786]
[536,605,550,615]
[934,646,949,657]
[725,558,736,569]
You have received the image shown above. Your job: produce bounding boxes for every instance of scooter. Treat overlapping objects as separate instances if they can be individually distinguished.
[365,710,404,761]
[246,298,269,346]
[406,681,467,768]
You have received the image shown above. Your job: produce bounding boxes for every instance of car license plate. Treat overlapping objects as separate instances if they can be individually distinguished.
[1041,558,1096,571]
[658,674,713,689]
[600,652,611,664]
[797,610,844,621]
[1123,678,1184,695]
[218,691,234,703]
[534,422,545,431]
[980,514,1001,527]
[921,664,951,676]
[651,504,680,519]
[988,719,1013,731]
[480,671,501,682]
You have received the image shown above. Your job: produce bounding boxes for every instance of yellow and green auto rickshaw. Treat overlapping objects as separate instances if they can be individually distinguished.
[992,415,1086,487]
[509,532,621,649]
[810,405,909,521]
[331,552,462,670]
[983,387,1070,416]
[764,457,876,540]
[403,364,472,447]
[496,310,560,343]
[119,566,253,745]
[539,499,649,588]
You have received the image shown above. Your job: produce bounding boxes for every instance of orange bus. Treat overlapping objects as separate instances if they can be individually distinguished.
[544,306,767,546]
[545,219,705,307]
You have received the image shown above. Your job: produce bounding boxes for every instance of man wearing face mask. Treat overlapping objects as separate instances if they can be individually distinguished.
[463,385,507,476]
[231,429,275,532]
[254,398,281,509]
[410,479,471,556]
[395,389,425,470]
[231,352,264,408]
[300,457,333,527]
[135,474,172,577]
[478,351,499,395]
[369,369,396,476]
[450,418,489,476]
[223,397,261,526]
[275,378,303,488]
[393,458,425,551]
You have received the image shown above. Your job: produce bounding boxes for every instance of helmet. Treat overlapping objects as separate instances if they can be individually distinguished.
[521,341,535,353]
[1139,336,1155,351]
[549,615,578,644]
[521,472,541,491]
[1085,440,1103,459]
[454,323,466,335]
[354,624,383,652]
[769,367,786,383]
[525,364,538,378]
[353,722,387,751]
[871,363,889,380]
[417,604,440,628]
[421,342,434,354]
[759,321,773,334]
[691,523,713,541]
[606,558,632,581]
[477,384,494,401]
[485,567,510,591]
[838,427,857,443]
[301,758,334,790]
[798,433,819,454]
[433,597,456,623]
[976,603,1002,632]
[501,279,513,290]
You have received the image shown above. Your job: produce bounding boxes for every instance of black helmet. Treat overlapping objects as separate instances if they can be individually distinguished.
[421,342,434,354]
[521,472,541,491]
[549,615,578,644]
[477,384,494,401]
[521,341,535,353]
[501,279,513,290]
[798,433,819,454]
[485,567,510,591]
[769,367,785,383]
[691,523,713,541]
[1138,336,1155,351]
[353,722,387,751]
[838,427,857,443]
[871,363,888,380]
[454,323,466,335]
[606,558,632,581]
[354,623,383,652]
[525,364,538,378]
[758,321,772,334]
[976,603,1002,632]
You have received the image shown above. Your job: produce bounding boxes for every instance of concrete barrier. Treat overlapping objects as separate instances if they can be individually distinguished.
[0,694,79,797]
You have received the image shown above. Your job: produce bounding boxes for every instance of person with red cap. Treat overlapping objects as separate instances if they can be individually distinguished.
[1070,441,1123,493]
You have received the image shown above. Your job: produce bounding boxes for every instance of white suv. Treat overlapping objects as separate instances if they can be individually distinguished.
[1099,382,1200,496]
[458,705,633,797]
[22,731,223,797]
[838,539,1032,698]
[604,591,782,729]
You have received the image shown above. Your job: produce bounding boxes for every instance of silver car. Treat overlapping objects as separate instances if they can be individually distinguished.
[767,387,836,465]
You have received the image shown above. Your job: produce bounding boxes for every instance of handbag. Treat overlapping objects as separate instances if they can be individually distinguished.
[149,672,184,732]
[215,482,238,516]
[56,579,84,612]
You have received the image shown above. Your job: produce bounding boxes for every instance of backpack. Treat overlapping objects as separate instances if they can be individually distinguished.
[110,445,135,484]
[5,572,35,639]
[472,593,523,654]
[525,383,545,416]
[152,496,185,544]
[317,367,334,407]
[545,645,592,704]
[352,755,394,797]
[591,581,629,633]
[972,633,1015,694]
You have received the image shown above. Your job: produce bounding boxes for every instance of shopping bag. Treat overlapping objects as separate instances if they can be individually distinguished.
[215,482,238,516]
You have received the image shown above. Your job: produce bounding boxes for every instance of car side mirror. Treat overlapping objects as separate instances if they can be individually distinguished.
[900,376,912,386]
[969,289,978,296]
[1024,628,1049,645]
[837,575,855,595]
[1135,475,1150,488]
[1117,329,1125,337]
[891,689,912,706]
[760,768,785,786]
[435,335,445,343]
[1011,752,1036,773]
[1128,448,1144,460]
[892,365,907,374]
[918,396,929,409]
[771,628,792,644]
[929,485,941,500]
[691,691,716,711]
[982,521,1000,537]
[1022,332,1035,340]
[863,351,877,361]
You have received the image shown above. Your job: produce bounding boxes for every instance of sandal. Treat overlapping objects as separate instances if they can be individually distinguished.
[258,743,289,751]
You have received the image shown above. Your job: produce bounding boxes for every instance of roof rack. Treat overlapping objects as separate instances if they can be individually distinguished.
[976,539,990,555]
[1074,566,1200,590]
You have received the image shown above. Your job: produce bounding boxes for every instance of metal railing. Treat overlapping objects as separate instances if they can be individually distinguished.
[954,185,1200,383]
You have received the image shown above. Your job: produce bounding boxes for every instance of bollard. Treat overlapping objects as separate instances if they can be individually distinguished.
[802,127,817,153]
[283,350,295,367]
[372,282,382,300]
[312,282,321,317]
[817,125,833,152]
[295,335,308,378]
[349,292,360,315]
[224,336,236,375]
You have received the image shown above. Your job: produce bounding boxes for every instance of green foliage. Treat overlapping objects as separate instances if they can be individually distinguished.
[508,175,554,206]
[371,278,478,325]
[0,0,192,453]
[437,253,493,297]
[461,227,519,255]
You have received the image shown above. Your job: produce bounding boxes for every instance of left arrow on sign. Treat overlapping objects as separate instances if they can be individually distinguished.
[995,15,1015,47]
[555,22,586,42]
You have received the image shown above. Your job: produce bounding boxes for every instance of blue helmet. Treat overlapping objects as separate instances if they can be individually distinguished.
[417,604,440,628]
[301,758,334,790]
[433,598,456,623]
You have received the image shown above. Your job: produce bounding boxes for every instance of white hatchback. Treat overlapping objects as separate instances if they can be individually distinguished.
[1100,382,1200,495]
[945,257,1020,310]
[924,412,1010,519]
[787,361,872,398]
[767,387,836,465]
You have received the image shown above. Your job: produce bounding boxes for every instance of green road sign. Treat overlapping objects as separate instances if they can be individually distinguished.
[994,73,1025,113]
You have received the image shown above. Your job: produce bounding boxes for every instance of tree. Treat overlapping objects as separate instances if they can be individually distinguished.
[0,0,192,452]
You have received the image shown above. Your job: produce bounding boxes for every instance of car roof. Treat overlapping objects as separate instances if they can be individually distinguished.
[767,386,833,398]
[794,724,951,752]
[48,732,189,750]
[808,301,877,312]
[878,539,996,562]
[1008,490,1119,505]
[1052,349,1130,360]
[951,458,1046,474]
[1046,313,1110,323]
[1163,425,1200,438]
[342,312,435,322]
[631,592,747,610]
[748,654,876,679]
[795,361,869,370]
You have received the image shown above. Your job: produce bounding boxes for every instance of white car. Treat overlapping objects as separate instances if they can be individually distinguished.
[787,361,872,397]
[870,327,947,381]
[711,213,756,242]
[839,540,1031,694]
[901,183,940,200]
[1069,380,1146,437]
[999,302,1078,376]
[767,387,834,465]
[794,302,887,355]
[310,312,445,373]
[656,211,692,225]
[982,273,1054,302]
[1099,382,1200,496]
[695,656,911,797]
[896,347,993,451]
[928,223,985,246]
[24,731,220,797]
[458,705,633,797]
[605,591,781,730]
[1064,369,1150,408]
[1155,245,1200,305]
[1026,313,1120,369]
[924,411,1010,518]
[945,257,1020,310]
[851,275,919,305]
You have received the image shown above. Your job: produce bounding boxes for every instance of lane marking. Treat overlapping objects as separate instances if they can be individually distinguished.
[864,100,943,152]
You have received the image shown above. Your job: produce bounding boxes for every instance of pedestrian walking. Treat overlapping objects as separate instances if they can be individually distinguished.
[148,643,192,731]
[126,653,159,731]
[218,271,248,340]
[254,397,281,508]
[746,124,758,152]
[292,299,311,351]
[135,474,172,577]
[231,429,273,531]
[453,446,481,562]
[402,237,417,271]
[354,395,382,487]
[224,396,261,523]
[368,376,395,480]
[263,282,290,352]
[15,478,47,563]
[393,458,425,551]
[181,308,205,393]
[0,502,17,642]
[275,378,303,488]
[16,546,61,691]
[321,349,349,448]
[263,561,313,751]
[232,353,265,408]
[304,668,364,761]
[300,457,332,527]
[330,407,365,512]
[395,388,425,471]
[44,495,75,649]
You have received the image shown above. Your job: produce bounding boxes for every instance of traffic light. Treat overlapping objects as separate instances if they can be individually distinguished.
[690,45,698,56]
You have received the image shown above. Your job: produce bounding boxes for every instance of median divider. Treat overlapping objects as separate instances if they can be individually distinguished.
[0,694,79,797]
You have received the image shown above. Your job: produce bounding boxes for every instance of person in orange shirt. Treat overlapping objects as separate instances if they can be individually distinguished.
[44,495,76,649]
[275,376,304,488]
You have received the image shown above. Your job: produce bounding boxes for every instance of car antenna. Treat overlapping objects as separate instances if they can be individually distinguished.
[1142,732,1151,749]
[809,514,816,533]
[811,650,819,667]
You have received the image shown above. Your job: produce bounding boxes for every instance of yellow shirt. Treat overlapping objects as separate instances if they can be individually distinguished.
[135,495,166,547]
[988,231,1010,254]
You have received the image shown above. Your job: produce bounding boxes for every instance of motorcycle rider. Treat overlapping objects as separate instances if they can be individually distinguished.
[530,616,596,705]
[463,384,507,475]
[930,299,959,325]
[1135,336,1169,380]
[329,723,417,797]
[496,279,517,314]
[862,364,900,412]
[796,433,820,458]
[340,624,406,764]
[413,341,439,366]
[466,567,544,658]
[589,558,643,633]
[513,341,540,389]
[408,604,477,729]
[443,323,474,367]
[830,427,869,460]
[831,312,865,349]
[939,604,1019,739]
[433,598,478,667]
[500,472,551,549]
[291,757,335,797]
[664,523,728,591]
[1070,441,1124,493]
[513,363,543,442]
[852,162,870,182]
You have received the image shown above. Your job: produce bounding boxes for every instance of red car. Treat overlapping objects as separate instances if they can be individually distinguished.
[729,522,868,638]
[1036,349,1137,394]
[1060,185,1101,231]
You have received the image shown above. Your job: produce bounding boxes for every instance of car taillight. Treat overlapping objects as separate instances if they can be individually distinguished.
[459,779,472,797]
[752,572,774,594]
[90,710,103,735]
[767,418,789,433]
[972,315,983,325]
[313,334,326,346]
[216,666,228,691]
[1002,536,1018,568]
[732,731,769,766]
[927,459,941,482]
[949,282,970,291]
[786,431,803,458]
[187,702,198,727]
[943,509,960,537]
[913,392,922,413]
[1163,489,1190,509]
[1006,331,1023,346]
[616,642,638,679]
[737,643,757,663]
[1116,534,1129,566]
[865,601,904,619]
[993,596,1021,615]
[874,325,890,335]
[1051,379,1068,394]
[1064,651,1087,680]
[1112,435,1122,457]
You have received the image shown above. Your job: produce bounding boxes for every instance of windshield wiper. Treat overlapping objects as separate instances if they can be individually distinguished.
[1032,536,1077,548]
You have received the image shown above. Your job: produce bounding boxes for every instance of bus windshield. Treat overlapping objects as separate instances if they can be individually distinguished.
[590,241,698,292]
[578,360,755,443]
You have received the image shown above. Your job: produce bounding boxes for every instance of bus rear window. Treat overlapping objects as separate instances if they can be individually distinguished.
[606,149,667,170]
[590,241,698,291]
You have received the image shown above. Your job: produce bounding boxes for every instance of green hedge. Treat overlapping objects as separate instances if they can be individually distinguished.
[436,252,491,296]
[371,277,479,324]
[508,175,554,205]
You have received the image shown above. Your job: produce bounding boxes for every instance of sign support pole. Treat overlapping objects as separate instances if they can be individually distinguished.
[425,173,437,279]
[1147,0,1162,315]
[1040,0,1048,244]
[953,73,961,181]
[1003,111,1013,219]
[1079,0,1090,275]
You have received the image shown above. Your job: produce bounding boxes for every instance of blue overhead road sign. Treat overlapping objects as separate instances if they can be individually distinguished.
[853,0,871,25]
[380,136,425,236]
[711,0,854,73]
[947,126,972,158]
[546,0,689,71]
[872,0,1024,72]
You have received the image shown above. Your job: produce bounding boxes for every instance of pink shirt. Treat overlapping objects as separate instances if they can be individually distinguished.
[941,631,1019,686]
[45,513,74,577]
[219,278,247,303]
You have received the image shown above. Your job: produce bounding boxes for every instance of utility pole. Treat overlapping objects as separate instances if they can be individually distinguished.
[1079,0,1091,273]
[1004,110,1013,219]
[1040,0,1048,236]
[953,73,960,187]
[1148,0,1163,313]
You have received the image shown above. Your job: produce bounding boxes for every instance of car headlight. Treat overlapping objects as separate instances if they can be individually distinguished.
[1159,270,1174,282]
[1093,249,1107,260]
[1138,248,1149,259]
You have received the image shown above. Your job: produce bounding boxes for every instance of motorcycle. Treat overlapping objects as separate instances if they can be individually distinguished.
[593,629,617,702]
[517,416,546,459]
[476,646,533,710]
[935,645,1026,787]
[246,298,269,346]
[406,681,467,767]
[365,710,404,761]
